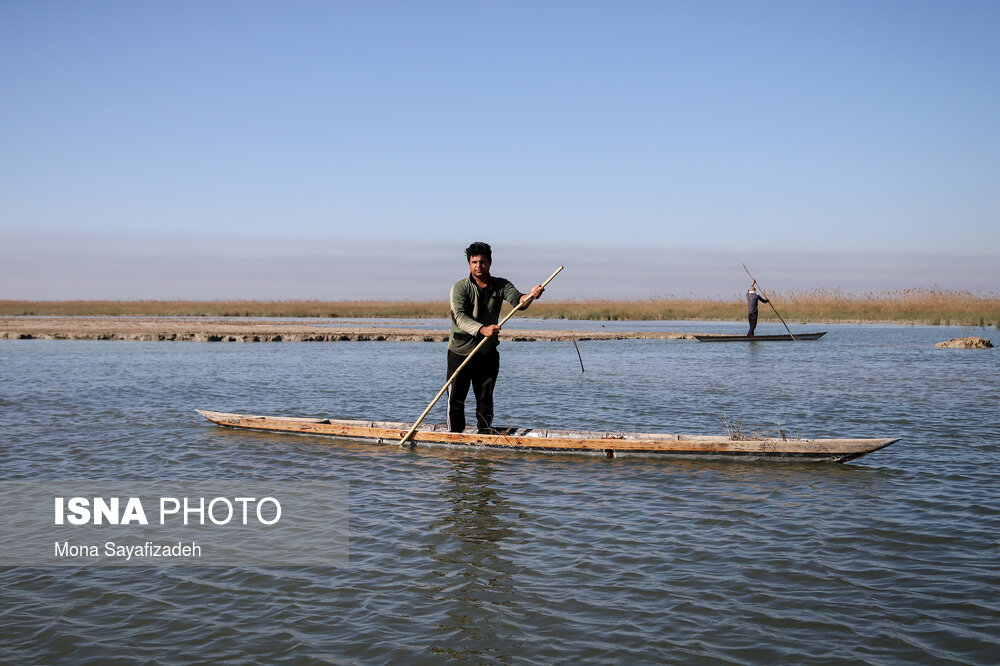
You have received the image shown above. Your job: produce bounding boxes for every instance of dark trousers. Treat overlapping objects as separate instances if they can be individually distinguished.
[446,348,500,433]
[747,312,758,336]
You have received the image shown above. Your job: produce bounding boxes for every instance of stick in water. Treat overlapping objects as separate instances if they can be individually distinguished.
[742,263,798,341]
[399,266,564,445]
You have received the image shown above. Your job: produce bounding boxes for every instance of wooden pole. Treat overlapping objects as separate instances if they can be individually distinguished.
[742,263,798,341]
[399,266,564,445]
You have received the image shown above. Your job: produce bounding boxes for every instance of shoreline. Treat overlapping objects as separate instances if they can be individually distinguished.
[1,316,990,343]
[0,317,697,342]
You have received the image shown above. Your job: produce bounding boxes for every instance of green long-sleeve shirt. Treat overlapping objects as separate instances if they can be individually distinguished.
[449,274,524,355]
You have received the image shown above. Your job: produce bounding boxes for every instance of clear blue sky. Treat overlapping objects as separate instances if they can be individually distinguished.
[2,1,997,299]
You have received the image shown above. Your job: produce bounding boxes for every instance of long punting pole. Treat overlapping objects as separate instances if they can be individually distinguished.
[742,263,798,341]
[399,266,564,445]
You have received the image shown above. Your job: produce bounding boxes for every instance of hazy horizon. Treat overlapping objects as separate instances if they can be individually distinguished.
[3,3,997,301]
[3,230,997,302]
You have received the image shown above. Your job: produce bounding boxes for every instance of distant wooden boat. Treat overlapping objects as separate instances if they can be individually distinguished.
[196,409,897,463]
[694,332,827,342]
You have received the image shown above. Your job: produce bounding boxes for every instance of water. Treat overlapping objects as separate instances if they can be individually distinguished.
[2,323,998,664]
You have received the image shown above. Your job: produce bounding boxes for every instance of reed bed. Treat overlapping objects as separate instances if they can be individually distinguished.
[773,288,1000,327]
[3,289,998,326]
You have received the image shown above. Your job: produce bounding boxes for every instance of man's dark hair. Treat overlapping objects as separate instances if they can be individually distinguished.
[465,242,492,262]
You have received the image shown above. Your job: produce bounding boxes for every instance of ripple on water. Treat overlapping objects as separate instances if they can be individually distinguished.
[1,331,999,662]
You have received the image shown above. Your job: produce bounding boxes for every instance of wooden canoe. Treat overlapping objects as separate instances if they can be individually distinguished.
[196,410,898,463]
[694,332,827,342]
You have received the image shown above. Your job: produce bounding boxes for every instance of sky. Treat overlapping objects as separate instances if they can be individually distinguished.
[2,1,997,300]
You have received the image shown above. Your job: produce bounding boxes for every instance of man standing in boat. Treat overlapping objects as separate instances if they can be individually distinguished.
[447,242,545,433]
[746,282,769,337]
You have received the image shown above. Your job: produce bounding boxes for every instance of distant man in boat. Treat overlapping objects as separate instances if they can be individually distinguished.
[447,242,545,433]
[746,282,769,337]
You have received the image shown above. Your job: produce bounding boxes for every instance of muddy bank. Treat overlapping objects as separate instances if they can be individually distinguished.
[0,317,696,342]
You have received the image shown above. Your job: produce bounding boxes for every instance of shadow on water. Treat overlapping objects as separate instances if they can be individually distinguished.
[424,456,521,662]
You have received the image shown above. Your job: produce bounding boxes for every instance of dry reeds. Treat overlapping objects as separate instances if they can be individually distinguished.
[721,413,798,442]
[773,288,1000,327]
[2,288,998,326]
[0,299,447,319]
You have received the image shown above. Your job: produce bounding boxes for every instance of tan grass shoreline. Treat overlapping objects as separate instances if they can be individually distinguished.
[2,289,998,328]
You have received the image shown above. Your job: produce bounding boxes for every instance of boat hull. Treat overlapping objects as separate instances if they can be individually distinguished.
[694,332,827,342]
[196,410,897,463]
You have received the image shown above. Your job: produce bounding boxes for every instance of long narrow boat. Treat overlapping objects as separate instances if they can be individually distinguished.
[196,410,898,463]
[694,332,827,342]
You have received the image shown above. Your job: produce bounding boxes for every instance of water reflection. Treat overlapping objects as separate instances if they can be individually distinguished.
[427,456,521,661]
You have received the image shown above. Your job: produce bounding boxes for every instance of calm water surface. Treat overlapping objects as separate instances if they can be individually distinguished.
[1,322,999,664]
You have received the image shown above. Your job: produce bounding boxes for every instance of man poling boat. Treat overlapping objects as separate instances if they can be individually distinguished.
[746,282,769,337]
[723,263,822,342]
[397,245,562,446]
[445,242,548,434]
[197,258,898,463]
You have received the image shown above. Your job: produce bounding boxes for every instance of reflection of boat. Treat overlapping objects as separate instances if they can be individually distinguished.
[694,332,827,342]
[196,410,898,463]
